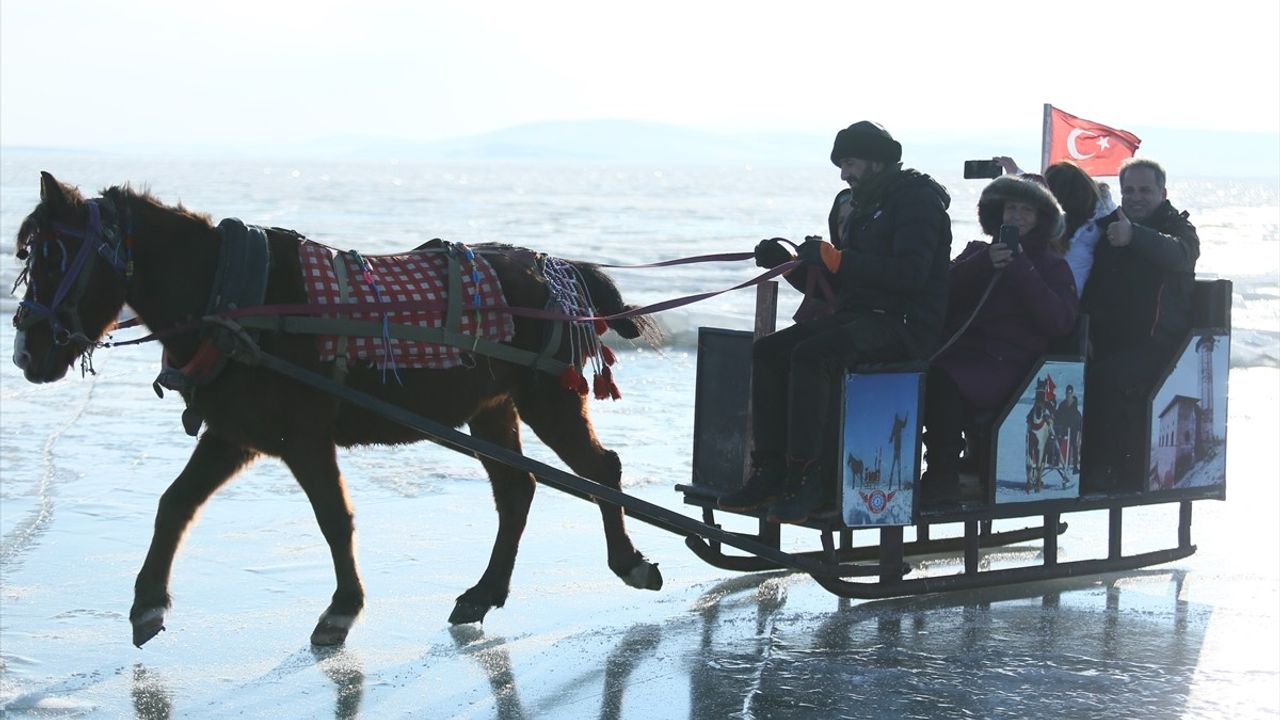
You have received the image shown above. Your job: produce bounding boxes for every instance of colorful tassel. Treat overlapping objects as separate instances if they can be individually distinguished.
[593,318,608,335]
[600,344,617,366]
[560,366,583,393]
[598,365,621,400]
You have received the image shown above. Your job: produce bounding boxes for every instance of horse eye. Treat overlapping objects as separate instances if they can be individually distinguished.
[16,248,29,260]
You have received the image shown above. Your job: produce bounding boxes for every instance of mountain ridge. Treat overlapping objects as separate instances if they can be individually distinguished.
[5,119,1275,178]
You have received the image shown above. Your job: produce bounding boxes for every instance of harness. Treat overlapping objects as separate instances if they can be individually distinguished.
[23,193,799,436]
[156,237,593,434]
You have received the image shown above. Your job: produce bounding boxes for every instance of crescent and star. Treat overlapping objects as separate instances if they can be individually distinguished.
[1067,128,1113,160]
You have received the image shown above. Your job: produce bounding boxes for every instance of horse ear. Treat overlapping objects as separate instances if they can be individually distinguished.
[39,171,69,210]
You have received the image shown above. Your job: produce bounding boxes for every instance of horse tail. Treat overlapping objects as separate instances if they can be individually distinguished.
[571,261,663,347]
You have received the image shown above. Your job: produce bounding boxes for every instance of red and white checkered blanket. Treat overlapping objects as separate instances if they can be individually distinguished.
[298,241,515,370]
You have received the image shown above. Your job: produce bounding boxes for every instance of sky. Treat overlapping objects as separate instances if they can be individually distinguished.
[2,0,1279,149]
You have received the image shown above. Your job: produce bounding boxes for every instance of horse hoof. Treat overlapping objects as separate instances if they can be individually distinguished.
[131,608,166,648]
[625,561,663,591]
[310,613,354,646]
[449,599,490,625]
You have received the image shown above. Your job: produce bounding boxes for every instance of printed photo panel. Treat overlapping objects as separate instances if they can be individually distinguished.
[839,372,922,526]
[994,360,1085,505]
[1148,331,1229,492]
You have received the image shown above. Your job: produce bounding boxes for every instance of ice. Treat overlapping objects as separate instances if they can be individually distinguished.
[1,157,1276,718]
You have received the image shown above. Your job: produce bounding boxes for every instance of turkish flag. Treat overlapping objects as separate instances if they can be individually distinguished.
[1046,106,1141,176]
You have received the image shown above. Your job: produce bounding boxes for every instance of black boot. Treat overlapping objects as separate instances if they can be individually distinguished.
[767,458,825,524]
[719,456,785,512]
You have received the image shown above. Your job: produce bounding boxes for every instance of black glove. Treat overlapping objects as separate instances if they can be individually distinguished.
[753,238,792,269]
[796,238,828,267]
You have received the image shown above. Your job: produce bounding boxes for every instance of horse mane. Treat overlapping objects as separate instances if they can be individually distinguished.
[14,182,215,261]
[104,184,214,228]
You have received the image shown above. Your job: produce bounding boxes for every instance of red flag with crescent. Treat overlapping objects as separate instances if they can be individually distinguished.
[1043,374,1057,405]
[1046,106,1141,176]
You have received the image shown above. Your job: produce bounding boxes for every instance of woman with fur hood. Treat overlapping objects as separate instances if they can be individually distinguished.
[921,175,1079,504]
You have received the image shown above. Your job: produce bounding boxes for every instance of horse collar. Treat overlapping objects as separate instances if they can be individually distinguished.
[152,219,272,436]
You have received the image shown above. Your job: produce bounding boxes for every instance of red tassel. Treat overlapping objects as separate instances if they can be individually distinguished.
[593,372,609,400]
[600,344,617,366]
[560,366,584,393]
[593,318,608,335]
[577,373,590,395]
[609,380,622,400]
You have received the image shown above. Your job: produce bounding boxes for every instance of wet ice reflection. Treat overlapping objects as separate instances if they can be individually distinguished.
[130,665,172,720]
[684,570,1207,719]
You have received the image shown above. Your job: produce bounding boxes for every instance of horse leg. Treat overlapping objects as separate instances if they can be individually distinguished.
[131,432,258,647]
[516,387,662,592]
[449,399,536,625]
[280,437,363,646]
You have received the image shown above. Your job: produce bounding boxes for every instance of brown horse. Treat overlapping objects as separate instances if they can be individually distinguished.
[10,172,663,647]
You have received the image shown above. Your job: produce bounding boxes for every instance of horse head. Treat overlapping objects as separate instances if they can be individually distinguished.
[11,172,130,383]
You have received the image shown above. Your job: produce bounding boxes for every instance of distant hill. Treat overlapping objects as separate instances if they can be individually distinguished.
[283,119,1280,178]
[296,120,828,166]
[6,120,1276,178]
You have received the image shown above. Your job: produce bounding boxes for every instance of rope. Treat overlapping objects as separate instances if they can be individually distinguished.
[926,270,1004,363]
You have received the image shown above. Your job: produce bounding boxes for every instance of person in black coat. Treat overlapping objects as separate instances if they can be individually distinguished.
[718,121,953,523]
[1081,158,1200,490]
[1055,385,1083,473]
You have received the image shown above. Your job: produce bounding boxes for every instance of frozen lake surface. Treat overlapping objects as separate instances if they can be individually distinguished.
[1,156,1277,718]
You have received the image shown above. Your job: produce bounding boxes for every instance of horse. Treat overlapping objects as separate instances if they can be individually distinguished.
[10,172,664,648]
[846,453,865,485]
[1025,378,1056,492]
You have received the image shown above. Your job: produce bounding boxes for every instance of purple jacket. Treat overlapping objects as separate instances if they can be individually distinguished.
[934,240,1079,409]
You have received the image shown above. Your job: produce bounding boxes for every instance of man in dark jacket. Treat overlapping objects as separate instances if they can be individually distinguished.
[1081,158,1199,490]
[719,121,953,523]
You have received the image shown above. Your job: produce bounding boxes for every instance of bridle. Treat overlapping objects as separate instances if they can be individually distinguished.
[14,196,132,351]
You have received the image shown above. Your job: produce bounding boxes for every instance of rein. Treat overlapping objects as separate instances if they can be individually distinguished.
[101,254,802,348]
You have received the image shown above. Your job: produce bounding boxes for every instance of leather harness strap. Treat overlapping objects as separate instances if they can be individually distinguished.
[330,248,351,382]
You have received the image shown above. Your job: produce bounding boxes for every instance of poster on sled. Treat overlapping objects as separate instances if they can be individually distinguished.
[1148,332,1229,492]
[994,360,1085,505]
[839,372,922,526]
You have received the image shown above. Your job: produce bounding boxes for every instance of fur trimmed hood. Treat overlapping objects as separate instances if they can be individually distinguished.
[977,175,1066,245]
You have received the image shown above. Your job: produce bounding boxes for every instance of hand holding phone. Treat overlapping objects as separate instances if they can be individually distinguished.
[998,224,1021,255]
[989,224,1020,269]
[964,159,1003,179]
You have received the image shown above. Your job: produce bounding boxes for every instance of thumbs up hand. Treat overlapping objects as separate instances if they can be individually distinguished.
[1107,208,1133,247]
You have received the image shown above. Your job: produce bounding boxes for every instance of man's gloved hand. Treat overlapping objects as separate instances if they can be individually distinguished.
[796,238,829,267]
[753,238,792,268]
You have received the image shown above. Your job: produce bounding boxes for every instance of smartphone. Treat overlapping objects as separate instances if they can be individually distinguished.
[964,159,1002,179]
[999,224,1021,254]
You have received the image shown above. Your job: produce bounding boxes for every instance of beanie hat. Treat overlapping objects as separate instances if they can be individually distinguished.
[977,175,1066,243]
[830,121,903,166]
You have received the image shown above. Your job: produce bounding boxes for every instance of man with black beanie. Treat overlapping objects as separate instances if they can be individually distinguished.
[719,120,953,523]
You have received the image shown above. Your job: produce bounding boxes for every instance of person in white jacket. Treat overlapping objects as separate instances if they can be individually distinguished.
[995,157,1116,296]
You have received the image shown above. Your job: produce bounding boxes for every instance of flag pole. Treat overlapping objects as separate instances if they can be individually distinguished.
[1040,103,1052,172]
